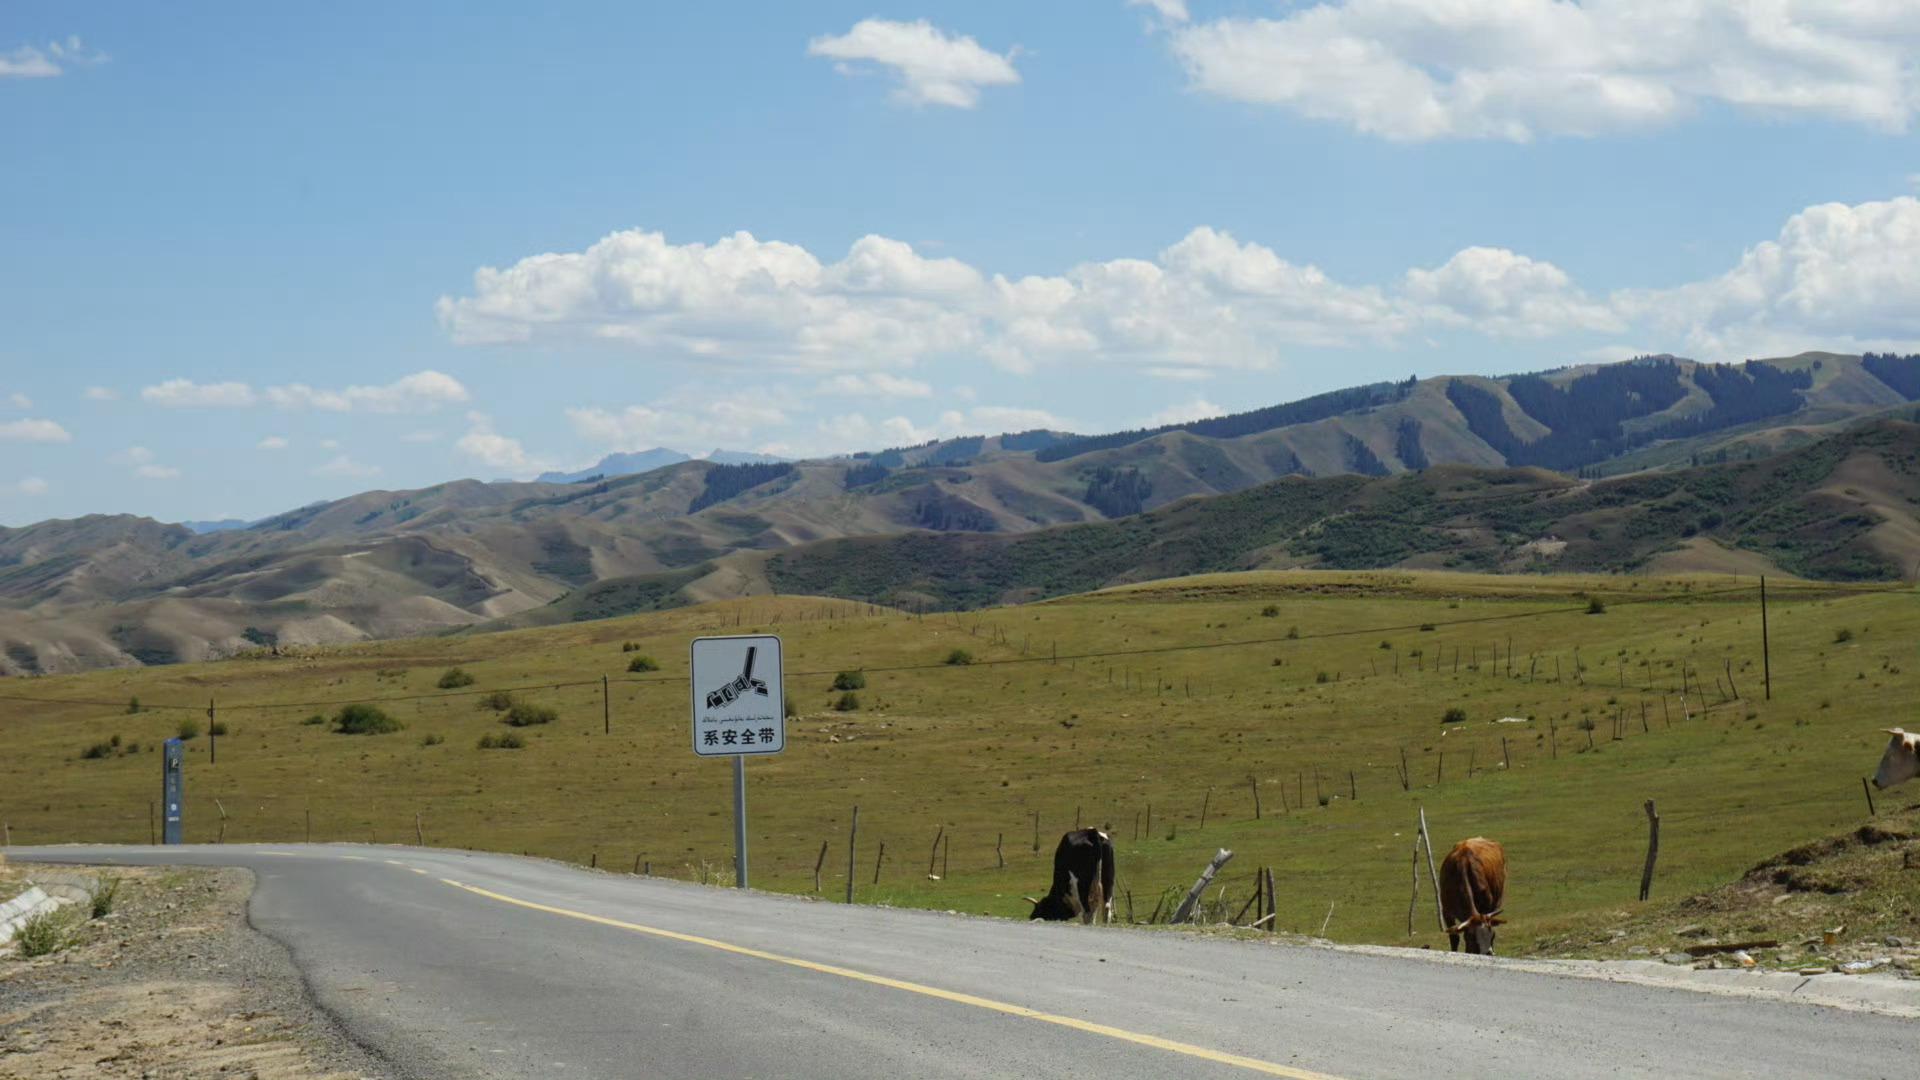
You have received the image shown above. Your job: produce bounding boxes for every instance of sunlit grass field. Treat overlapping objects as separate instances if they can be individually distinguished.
[2,569,1911,954]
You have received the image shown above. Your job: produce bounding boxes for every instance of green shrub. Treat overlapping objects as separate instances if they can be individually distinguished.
[80,740,113,760]
[1285,626,1300,640]
[1834,627,1854,643]
[437,667,476,689]
[835,692,861,712]
[420,733,445,747]
[627,654,660,673]
[1260,605,1280,618]
[1379,640,1392,650]
[333,704,402,735]
[1315,671,1331,684]
[13,910,69,957]
[177,719,201,740]
[1587,597,1607,615]
[1419,623,1436,631]
[109,734,121,748]
[945,649,974,666]
[125,741,141,754]
[504,703,556,727]
[301,714,325,726]
[831,670,867,691]
[125,696,141,714]
[89,876,121,918]
[480,691,515,712]
[478,732,526,750]
[1441,707,1467,725]
[621,641,640,652]
[208,720,229,737]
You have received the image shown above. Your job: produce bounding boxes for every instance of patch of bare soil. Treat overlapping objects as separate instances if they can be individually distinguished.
[0,865,391,1080]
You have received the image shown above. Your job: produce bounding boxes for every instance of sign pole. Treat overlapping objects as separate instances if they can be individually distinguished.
[734,754,749,888]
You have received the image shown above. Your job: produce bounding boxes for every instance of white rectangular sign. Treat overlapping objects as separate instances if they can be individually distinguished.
[690,634,785,756]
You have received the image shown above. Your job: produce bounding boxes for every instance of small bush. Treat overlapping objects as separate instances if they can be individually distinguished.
[1317,794,1331,808]
[125,696,141,714]
[1576,717,1597,732]
[301,714,325,726]
[109,734,121,747]
[621,641,640,652]
[420,733,445,747]
[835,692,861,712]
[627,654,660,673]
[478,732,526,750]
[831,670,867,691]
[945,649,974,666]
[1315,671,1331,684]
[90,876,121,918]
[480,691,515,712]
[177,719,201,740]
[437,667,476,689]
[1441,707,1467,725]
[504,703,557,727]
[333,704,402,735]
[1587,598,1607,615]
[80,741,113,760]
[1260,605,1280,618]
[1419,623,1436,632]
[1285,625,1300,640]
[1834,627,1854,643]
[125,741,141,754]
[208,720,229,737]
[14,910,69,957]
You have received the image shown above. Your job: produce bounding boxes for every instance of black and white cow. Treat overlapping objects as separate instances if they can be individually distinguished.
[1026,828,1115,924]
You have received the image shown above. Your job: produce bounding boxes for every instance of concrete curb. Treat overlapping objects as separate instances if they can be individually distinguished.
[0,886,59,945]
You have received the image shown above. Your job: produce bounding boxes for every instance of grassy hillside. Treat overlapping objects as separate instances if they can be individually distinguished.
[2,569,1913,957]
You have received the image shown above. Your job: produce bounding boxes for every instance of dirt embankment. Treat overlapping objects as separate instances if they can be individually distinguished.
[0,862,391,1080]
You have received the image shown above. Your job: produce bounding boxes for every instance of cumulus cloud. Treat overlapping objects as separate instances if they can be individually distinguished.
[1144,398,1226,427]
[1,37,105,79]
[809,18,1019,108]
[1163,1,1920,141]
[257,435,289,450]
[1129,0,1189,23]
[1404,247,1622,338]
[115,447,180,481]
[16,477,48,496]
[0,418,71,442]
[141,371,469,412]
[567,399,790,450]
[7,392,31,409]
[816,372,934,399]
[1616,195,1920,358]
[142,379,257,407]
[455,412,538,474]
[83,386,118,401]
[311,455,381,479]
[439,226,1410,377]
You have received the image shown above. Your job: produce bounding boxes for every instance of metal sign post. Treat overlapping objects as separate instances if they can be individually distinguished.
[691,635,785,889]
[161,738,184,845]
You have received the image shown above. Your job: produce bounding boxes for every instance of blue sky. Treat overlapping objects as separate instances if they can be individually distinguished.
[4,1,1919,525]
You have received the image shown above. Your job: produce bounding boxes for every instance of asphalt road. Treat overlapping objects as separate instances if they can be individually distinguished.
[8,845,1912,1079]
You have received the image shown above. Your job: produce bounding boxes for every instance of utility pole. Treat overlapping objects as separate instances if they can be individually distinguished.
[1759,576,1772,701]
[208,698,217,765]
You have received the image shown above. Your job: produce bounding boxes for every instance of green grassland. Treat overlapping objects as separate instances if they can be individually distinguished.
[1,569,1913,956]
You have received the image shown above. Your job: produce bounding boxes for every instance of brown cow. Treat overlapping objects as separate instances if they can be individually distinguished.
[1439,837,1507,956]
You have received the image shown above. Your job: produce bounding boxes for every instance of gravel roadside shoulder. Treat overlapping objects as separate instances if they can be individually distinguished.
[0,863,396,1079]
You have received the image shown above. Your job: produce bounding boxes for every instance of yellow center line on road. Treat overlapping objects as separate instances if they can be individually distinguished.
[437,877,1342,1080]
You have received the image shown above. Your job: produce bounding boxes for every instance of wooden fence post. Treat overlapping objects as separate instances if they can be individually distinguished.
[1418,808,1444,931]
[928,826,945,878]
[996,832,1005,868]
[1399,747,1410,791]
[1170,848,1234,924]
[876,841,887,885]
[1407,839,1420,936]
[845,806,859,904]
[415,812,423,846]
[1863,777,1878,817]
[1032,810,1041,852]
[1348,770,1356,801]
[1199,787,1212,830]
[1501,736,1510,770]
[1249,776,1261,820]
[1638,799,1660,901]
[1263,867,1276,932]
[813,840,829,892]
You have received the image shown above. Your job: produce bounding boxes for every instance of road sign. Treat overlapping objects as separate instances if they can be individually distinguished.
[161,738,184,845]
[690,635,785,757]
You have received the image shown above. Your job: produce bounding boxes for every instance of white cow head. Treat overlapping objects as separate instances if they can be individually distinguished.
[1873,728,1920,790]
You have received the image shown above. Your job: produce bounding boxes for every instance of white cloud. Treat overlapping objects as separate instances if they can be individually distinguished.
[1163,1,1920,141]
[7,392,31,409]
[816,372,935,399]
[135,463,181,480]
[112,445,180,479]
[809,18,1019,108]
[1,37,105,79]
[0,418,71,442]
[1144,398,1226,427]
[141,371,469,412]
[312,455,382,479]
[1129,0,1189,23]
[319,438,340,450]
[965,405,1073,432]
[400,430,439,444]
[1403,247,1622,338]
[83,386,118,401]
[265,370,469,412]
[142,379,258,407]
[257,435,289,450]
[455,412,537,474]
[16,477,48,496]
[813,404,1074,455]
[1616,195,1920,358]
[567,398,790,450]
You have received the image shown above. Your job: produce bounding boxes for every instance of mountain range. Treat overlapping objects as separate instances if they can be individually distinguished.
[533,448,786,485]
[3,351,1917,674]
